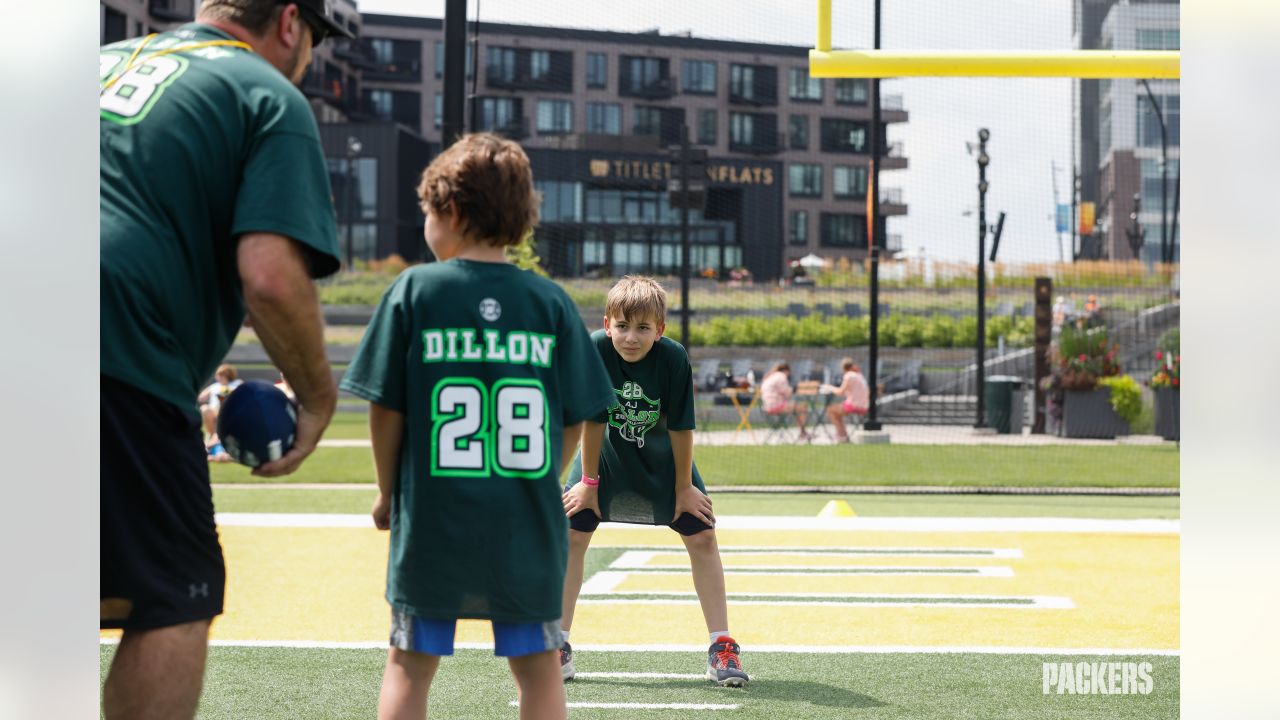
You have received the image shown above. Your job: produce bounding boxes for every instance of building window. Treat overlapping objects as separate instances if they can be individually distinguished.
[821,118,869,153]
[1136,29,1179,50]
[833,166,868,198]
[620,56,672,97]
[1099,95,1112,157]
[586,102,621,135]
[536,99,572,134]
[728,64,776,105]
[789,163,822,198]
[364,89,421,131]
[697,109,717,145]
[434,41,473,79]
[530,50,551,81]
[729,64,754,101]
[634,106,661,136]
[367,37,422,81]
[103,8,127,44]
[788,67,822,102]
[434,93,442,129]
[586,52,607,88]
[835,78,868,105]
[789,115,808,150]
[789,210,808,246]
[479,97,523,135]
[821,213,865,247]
[1137,94,1179,148]
[1140,158,1179,217]
[682,60,717,94]
[730,113,756,146]
[535,181,583,223]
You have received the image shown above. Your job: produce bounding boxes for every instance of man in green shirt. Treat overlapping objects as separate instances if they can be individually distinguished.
[99,2,349,718]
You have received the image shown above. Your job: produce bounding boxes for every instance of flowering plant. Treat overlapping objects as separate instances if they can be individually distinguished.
[1051,324,1121,391]
[1149,350,1180,390]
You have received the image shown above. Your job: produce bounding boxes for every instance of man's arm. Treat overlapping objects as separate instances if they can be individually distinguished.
[670,429,713,525]
[237,232,337,477]
[369,402,404,530]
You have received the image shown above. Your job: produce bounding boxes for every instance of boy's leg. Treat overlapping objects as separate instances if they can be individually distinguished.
[828,405,848,439]
[507,650,567,720]
[561,527,595,634]
[378,648,440,720]
[676,522,748,687]
[680,527,728,633]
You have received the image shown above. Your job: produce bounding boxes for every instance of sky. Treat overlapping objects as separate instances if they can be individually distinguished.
[358,0,1075,263]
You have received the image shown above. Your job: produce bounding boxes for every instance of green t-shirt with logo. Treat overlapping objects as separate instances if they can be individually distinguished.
[100,24,340,415]
[340,260,615,623]
[565,331,707,525]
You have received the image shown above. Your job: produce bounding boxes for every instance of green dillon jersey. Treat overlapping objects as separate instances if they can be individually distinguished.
[340,260,614,623]
[100,24,339,415]
[565,331,706,525]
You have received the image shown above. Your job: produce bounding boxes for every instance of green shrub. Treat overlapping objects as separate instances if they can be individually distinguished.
[1098,375,1143,425]
[922,316,956,348]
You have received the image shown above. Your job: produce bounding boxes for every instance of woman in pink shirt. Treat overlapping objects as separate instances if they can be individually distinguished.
[760,362,809,440]
[823,358,869,442]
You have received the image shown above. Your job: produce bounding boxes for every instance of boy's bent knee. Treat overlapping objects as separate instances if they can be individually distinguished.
[680,527,718,552]
[568,528,594,549]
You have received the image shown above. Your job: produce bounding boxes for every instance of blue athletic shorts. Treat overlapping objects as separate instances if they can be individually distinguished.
[389,608,561,658]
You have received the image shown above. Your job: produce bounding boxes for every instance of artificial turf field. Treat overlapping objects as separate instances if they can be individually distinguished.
[101,489,1179,719]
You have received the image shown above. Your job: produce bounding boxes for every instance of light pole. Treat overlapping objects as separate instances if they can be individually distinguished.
[974,128,990,429]
[1139,80,1168,264]
[345,135,362,269]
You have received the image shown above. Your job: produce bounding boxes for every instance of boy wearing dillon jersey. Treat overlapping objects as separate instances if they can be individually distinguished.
[341,133,614,720]
[559,276,749,687]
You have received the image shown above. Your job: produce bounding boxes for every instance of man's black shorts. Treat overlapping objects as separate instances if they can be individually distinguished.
[569,510,712,536]
[101,375,225,630]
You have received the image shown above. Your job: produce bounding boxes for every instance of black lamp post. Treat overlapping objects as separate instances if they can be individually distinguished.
[345,135,362,269]
[974,128,990,429]
[1139,79,1169,264]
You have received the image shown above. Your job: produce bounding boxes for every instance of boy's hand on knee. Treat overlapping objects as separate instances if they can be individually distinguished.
[673,485,715,526]
[562,482,601,519]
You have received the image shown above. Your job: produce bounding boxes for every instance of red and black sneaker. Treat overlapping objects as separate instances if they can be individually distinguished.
[706,636,749,687]
[560,641,575,681]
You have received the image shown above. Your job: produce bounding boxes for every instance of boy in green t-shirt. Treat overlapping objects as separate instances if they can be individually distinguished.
[341,134,614,720]
[560,276,749,687]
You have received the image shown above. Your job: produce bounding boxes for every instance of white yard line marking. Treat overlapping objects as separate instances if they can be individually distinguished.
[580,592,1073,609]
[513,701,739,710]
[574,672,706,679]
[607,566,1015,577]
[214,513,1178,534]
[579,571,629,594]
[614,547,1025,559]
[100,638,1179,655]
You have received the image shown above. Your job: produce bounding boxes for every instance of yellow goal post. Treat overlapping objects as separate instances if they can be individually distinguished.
[811,0,1180,79]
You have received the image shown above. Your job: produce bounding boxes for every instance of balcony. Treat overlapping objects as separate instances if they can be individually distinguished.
[620,76,676,100]
[482,117,529,141]
[365,59,422,83]
[485,69,573,93]
[729,89,778,107]
[885,233,904,252]
[149,0,194,22]
[729,132,784,156]
[334,41,378,72]
[883,94,905,111]
[301,75,340,104]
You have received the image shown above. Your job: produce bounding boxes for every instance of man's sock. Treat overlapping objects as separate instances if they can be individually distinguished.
[709,631,731,644]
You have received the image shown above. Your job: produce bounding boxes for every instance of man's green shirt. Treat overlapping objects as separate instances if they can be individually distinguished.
[100,24,339,414]
[341,260,614,623]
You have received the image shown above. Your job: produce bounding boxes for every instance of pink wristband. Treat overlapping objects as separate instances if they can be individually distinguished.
[581,474,600,487]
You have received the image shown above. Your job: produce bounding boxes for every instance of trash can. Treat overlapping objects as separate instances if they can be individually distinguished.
[984,376,1023,434]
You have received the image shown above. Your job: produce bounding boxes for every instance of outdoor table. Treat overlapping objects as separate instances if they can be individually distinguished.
[719,387,760,442]
[795,389,836,441]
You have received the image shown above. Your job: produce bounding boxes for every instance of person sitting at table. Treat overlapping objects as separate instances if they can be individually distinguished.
[760,362,809,441]
[822,358,869,442]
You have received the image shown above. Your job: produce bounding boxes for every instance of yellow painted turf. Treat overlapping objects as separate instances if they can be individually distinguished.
[103,524,1178,651]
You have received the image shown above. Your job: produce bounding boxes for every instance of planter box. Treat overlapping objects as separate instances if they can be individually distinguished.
[1062,388,1131,439]
[1154,387,1180,441]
